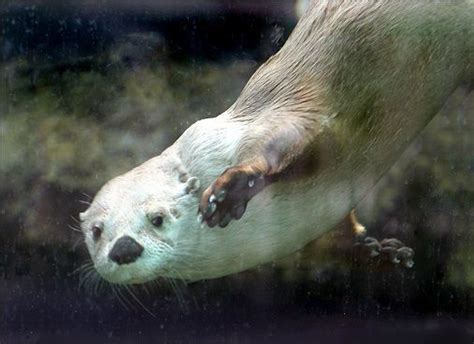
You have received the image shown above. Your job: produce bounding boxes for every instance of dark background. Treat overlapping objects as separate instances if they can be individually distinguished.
[0,1,473,343]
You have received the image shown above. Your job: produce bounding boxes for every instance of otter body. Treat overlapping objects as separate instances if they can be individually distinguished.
[80,1,473,283]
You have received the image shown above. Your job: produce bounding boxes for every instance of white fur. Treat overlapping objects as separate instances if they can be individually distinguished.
[80,0,473,283]
[80,112,377,283]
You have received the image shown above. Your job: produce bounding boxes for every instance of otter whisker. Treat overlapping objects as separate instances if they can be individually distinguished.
[68,224,82,233]
[86,271,101,294]
[70,215,82,225]
[170,280,189,313]
[111,285,132,311]
[90,276,99,295]
[81,197,106,212]
[170,258,197,281]
[115,284,136,311]
[81,192,93,201]
[171,249,205,271]
[77,265,95,279]
[125,285,156,318]
[76,262,105,296]
[171,250,201,260]
[140,283,152,297]
[158,242,174,252]
[72,237,86,252]
[166,267,189,287]
[161,268,188,311]
[166,265,188,282]
[169,243,202,257]
[93,274,106,296]
[78,268,95,292]
[73,261,94,275]
[148,278,162,292]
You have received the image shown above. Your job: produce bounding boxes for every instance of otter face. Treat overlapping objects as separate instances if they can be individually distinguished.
[79,155,201,284]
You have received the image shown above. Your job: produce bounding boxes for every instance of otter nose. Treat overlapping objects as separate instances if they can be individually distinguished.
[108,236,144,265]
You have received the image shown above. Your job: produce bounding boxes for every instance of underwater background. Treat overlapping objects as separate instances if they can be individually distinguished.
[0,1,473,343]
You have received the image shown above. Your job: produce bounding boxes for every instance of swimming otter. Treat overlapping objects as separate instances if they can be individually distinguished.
[80,0,473,284]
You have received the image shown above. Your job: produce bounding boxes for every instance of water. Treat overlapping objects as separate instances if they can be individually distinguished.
[0,1,473,342]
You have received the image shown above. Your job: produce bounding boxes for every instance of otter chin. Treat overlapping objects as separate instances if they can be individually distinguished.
[80,0,473,284]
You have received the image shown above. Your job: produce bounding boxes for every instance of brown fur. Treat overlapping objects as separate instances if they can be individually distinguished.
[199,0,473,227]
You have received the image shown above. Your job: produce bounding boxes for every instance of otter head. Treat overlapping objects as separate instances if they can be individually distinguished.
[79,151,201,284]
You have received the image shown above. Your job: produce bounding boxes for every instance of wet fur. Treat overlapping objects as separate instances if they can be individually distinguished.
[82,0,473,283]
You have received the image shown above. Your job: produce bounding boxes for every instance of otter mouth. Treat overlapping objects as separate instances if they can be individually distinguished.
[93,261,156,285]
[99,270,156,285]
[115,277,150,285]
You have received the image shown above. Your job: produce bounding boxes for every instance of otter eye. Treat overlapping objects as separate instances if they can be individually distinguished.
[91,224,102,241]
[151,215,163,228]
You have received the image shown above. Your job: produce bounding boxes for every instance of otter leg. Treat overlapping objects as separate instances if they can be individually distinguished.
[198,124,319,227]
[350,210,415,268]
[198,161,271,228]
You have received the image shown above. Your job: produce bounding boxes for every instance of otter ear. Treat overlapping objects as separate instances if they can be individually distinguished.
[185,177,200,194]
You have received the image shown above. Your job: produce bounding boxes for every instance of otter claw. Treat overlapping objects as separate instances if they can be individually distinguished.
[206,202,217,216]
[231,204,247,220]
[357,236,382,257]
[404,259,415,268]
[218,213,232,228]
[197,213,203,223]
[216,190,226,202]
[397,247,415,268]
[199,165,267,228]
[382,246,400,264]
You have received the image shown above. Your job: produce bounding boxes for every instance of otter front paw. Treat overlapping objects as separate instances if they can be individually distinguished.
[198,166,267,228]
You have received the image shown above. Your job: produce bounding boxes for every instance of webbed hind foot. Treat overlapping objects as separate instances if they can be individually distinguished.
[353,236,414,268]
[349,210,414,268]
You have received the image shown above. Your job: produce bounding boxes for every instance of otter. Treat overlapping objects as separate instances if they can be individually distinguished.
[80,0,473,284]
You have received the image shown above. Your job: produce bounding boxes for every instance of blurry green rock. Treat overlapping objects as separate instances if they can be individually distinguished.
[0,56,255,229]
